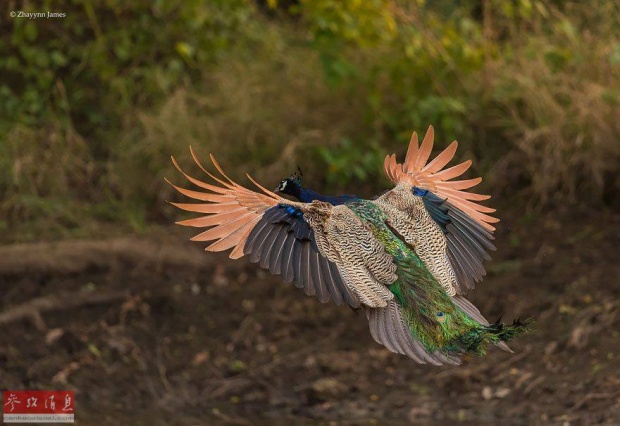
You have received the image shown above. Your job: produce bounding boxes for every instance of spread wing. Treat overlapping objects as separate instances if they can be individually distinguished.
[383,125,498,231]
[167,148,359,307]
[377,126,497,295]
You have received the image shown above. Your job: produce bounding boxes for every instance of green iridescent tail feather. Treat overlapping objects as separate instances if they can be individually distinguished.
[347,200,531,360]
[451,317,534,356]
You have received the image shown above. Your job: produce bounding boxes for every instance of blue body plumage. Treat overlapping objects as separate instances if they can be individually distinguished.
[276,175,358,206]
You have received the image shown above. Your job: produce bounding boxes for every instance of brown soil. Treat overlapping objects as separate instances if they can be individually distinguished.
[1,211,619,425]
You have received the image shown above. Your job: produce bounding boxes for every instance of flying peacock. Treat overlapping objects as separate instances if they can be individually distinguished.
[167,126,530,365]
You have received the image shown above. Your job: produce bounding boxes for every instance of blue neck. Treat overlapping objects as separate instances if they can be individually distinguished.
[294,185,358,206]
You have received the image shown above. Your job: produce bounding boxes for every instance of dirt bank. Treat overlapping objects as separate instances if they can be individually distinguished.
[1,211,619,425]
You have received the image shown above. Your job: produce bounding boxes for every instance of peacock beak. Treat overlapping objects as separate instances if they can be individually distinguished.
[274,187,280,193]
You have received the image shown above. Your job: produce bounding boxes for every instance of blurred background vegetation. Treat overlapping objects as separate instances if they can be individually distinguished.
[2,0,619,242]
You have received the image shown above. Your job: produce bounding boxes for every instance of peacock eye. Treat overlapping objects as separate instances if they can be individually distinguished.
[279,180,287,191]
[436,312,446,323]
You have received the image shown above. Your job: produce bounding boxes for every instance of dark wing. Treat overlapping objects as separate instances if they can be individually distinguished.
[421,190,496,291]
[244,205,359,307]
[167,149,359,308]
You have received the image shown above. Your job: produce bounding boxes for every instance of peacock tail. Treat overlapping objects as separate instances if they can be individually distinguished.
[345,200,530,357]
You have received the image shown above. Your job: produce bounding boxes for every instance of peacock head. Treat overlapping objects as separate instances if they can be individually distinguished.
[275,166,303,196]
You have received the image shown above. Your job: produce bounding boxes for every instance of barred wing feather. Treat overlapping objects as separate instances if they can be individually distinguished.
[381,126,498,294]
[167,149,359,308]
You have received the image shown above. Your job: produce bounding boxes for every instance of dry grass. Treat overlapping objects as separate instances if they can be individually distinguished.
[113,44,372,210]
[1,123,97,237]
[486,1,620,205]
[2,1,619,242]
[3,124,92,200]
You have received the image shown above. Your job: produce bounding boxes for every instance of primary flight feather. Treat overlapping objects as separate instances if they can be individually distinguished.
[168,126,529,365]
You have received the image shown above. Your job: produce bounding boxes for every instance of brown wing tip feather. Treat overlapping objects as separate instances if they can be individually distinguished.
[169,148,281,258]
[387,126,498,229]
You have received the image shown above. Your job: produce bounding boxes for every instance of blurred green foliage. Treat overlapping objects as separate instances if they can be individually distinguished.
[2,0,253,135]
[1,0,619,241]
[318,138,386,186]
